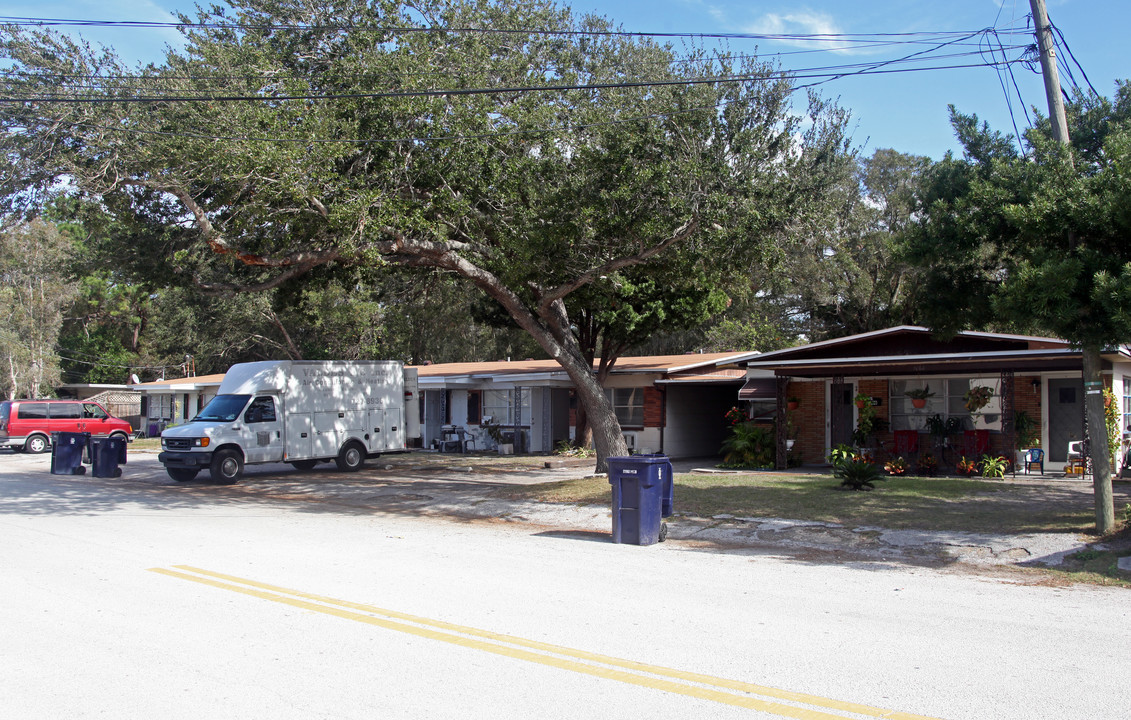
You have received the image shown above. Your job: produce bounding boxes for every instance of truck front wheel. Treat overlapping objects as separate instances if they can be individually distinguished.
[210,449,243,484]
[335,442,365,472]
[167,468,198,483]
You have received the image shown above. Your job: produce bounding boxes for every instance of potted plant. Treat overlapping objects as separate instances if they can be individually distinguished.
[787,396,800,411]
[904,387,935,409]
[963,385,994,427]
[854,392,871,410]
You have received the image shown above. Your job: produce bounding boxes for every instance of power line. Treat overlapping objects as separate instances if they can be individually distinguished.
[0,14,1034,43]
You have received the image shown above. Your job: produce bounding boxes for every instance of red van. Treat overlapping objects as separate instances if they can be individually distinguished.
[0,399,133,453]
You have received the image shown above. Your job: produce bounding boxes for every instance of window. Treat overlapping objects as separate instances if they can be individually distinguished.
[50,403,82,419]
[1122,378,1131,433]
[605,387,644,428]
[19,402,48,419]
[82,403,107,419]
[149,394,173,420]
[244,397,277,423]
[889,378,1002,432]
[482,389,530,425]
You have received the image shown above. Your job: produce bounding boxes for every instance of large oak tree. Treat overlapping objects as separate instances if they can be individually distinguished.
[1,0,850,468]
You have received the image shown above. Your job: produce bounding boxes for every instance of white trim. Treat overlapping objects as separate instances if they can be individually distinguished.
[745,348,1080,370]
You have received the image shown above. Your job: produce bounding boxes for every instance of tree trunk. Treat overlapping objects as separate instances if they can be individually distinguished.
[1082,346,1116,534]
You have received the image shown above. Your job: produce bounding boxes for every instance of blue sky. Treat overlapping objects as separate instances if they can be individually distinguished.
[1,0,1125,159]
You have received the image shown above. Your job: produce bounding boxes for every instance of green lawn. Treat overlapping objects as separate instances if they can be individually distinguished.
[496,471,1109,535]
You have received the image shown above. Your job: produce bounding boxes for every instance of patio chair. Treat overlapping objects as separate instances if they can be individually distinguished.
[1023,448,1044,474]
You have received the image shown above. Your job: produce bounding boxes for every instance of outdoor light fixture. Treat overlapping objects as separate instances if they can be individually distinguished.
[1031,379,1041,393]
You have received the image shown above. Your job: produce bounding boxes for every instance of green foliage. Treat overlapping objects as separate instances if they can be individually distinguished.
[852,393,878,445]
[904,387,935,400]
[1103,389,1121,470]
[554,440,595,458]
[833,456,884,490]
[0,220,78,398]
[980,454,1009,479]
[1013,410,1040,450]
[827,443,859,466]
[720,422,775,469]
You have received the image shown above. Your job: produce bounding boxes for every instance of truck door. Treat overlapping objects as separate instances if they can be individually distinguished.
[242,395,284,464]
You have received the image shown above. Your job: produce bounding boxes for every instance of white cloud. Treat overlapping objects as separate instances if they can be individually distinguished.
[744,10,863,55]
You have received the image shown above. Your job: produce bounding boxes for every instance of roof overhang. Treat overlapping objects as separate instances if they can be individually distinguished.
[746,349,1088,379]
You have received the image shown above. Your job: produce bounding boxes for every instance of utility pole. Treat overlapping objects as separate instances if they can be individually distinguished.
[1029,0,1115,533]
[1029,0,1070,144]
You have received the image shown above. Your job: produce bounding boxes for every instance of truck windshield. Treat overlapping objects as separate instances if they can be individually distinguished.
[194,395,251,422]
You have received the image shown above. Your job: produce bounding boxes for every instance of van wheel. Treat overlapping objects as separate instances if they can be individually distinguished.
[110,431,129,444]
[335,442,366,472]
[290,459,318,471]
[25,434,49,454]
[167,468,198,482]
[209,449,243,484]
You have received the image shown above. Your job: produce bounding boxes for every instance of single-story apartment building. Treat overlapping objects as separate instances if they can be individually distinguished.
[128,353,765,457]
[740,326,1131,473]
[414,353,764,457]
[128,374,225,437]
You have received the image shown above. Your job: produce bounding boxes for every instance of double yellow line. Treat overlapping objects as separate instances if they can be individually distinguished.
[150,565,942,720]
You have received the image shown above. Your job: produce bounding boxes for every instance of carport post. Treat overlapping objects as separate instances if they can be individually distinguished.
[775,375,788,470]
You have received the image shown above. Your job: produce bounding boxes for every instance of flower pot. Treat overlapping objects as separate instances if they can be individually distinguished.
[855,400,867,409]
[787,401,799,411]
[911,398,927,409]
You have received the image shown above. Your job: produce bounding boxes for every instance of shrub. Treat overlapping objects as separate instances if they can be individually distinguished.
[884,456,908,475]
[834,456,884,491]
[980,454,1009,479]
[720,422,775,469]
[956,456,977,476]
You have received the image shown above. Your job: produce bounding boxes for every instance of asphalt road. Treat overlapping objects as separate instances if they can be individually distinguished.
[1,450,1128,720]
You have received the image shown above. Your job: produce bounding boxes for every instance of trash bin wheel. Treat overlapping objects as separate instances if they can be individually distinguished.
[25,434,49,454]
[659,522,669,542]
[335,441,366,472]
[209,449,243,484]
[167,468,199,483]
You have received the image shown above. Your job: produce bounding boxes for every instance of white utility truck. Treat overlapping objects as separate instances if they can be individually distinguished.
[158,360,419,483]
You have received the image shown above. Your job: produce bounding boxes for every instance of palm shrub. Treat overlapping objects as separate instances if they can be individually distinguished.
[833,456,884,490]
[720,422,775,469]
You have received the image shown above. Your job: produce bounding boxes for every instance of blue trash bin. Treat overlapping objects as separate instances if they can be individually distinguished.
[50,432,89,476]
[91,436,126,478]
[607,455,671,545]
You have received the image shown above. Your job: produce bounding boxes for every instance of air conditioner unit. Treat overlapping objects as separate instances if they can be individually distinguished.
[623,432,637,451]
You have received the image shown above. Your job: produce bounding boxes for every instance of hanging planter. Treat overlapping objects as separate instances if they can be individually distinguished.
[787,397,800,411]
[905,387,934,409]
[854,392,870,410]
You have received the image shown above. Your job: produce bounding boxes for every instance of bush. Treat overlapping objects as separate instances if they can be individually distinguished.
[720,421,775,469]
[980,454,1009,479]
[834,456,884,490]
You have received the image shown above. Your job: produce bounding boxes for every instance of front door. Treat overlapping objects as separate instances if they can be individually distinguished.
[830,382,854,448]
[1048,378,1083,463]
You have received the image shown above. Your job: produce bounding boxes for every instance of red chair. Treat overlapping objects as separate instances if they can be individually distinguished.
[894,430,919,456]
[963,430,990,458]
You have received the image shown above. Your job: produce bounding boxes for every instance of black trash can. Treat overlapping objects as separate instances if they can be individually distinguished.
[90,436,127,478]
[50,432,89,476]
[607,455,671,545]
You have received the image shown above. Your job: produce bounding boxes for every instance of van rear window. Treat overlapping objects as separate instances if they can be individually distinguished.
[0,402,9,422]
[50,403,82,419]
[19,402,48,419]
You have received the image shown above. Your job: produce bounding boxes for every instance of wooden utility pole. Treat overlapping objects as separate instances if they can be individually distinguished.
[1029,0,1116,533]
[1029,0,1070,144]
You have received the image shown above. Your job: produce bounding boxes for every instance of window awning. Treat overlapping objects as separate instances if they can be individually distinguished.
[738,377,778,400]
